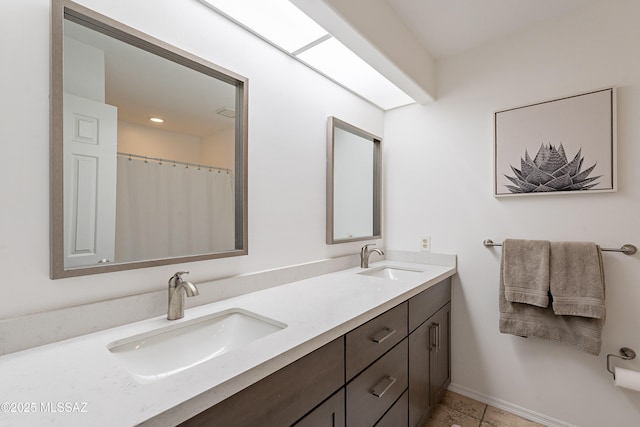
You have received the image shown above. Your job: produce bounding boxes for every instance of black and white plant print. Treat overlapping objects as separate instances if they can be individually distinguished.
[504,144,601,193]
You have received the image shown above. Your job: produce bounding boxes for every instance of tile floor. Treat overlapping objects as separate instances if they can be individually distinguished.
[423,391,546,427]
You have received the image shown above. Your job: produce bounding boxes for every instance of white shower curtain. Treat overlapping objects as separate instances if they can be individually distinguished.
[115,157,234,262]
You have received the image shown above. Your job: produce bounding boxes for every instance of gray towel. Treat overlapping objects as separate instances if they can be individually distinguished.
[550,242,605,319]
[503,239,550,308]
[499,246,603,356]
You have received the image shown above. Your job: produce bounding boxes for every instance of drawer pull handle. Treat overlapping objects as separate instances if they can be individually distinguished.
[371,327,396,344]
[371,376,397,398]
[429,324,437,350]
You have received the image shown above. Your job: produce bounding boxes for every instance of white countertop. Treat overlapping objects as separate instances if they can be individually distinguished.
[0,260,455,427]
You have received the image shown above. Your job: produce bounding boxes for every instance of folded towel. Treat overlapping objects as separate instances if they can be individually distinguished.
[503,239,550,308]
[499,246,603,356]
[550,242,605,319]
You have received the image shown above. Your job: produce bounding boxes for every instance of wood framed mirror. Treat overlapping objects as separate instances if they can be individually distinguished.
[326,117,381,244]
[50,0,248,278]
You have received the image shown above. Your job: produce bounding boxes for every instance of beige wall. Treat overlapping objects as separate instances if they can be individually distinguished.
[201,126,235,170]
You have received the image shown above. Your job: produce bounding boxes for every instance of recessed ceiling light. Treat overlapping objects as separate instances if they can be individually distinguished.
[149,117,164,123]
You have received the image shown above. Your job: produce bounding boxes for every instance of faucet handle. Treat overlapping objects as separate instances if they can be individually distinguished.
[361,243,376,253]
[169,271,190,285]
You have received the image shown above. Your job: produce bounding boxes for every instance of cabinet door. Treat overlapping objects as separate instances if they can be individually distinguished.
[294,388,345,427]
[408,320,431,427]
[430,302,451,405]
[409,302,451,427]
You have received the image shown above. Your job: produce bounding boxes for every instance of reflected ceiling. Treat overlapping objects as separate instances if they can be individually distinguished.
[65,20,235,137]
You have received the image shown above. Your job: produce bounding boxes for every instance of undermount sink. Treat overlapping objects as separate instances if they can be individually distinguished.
[107,309,286,383]
[358,266,425,281]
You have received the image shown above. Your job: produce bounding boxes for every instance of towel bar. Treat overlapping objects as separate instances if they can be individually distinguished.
[483,239,637,255]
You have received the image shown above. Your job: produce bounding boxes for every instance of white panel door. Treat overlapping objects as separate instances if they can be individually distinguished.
[63,93,118,268]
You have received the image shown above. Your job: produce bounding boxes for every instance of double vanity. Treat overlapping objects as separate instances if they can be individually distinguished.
[0,257,455,426]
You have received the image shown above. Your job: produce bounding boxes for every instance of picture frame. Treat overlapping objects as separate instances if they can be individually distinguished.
[493,88,616,197]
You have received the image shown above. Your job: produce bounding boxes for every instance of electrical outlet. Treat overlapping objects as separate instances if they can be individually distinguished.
[420,235,431,252]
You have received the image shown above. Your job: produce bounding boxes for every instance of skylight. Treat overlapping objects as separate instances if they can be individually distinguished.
[199,0,416,110]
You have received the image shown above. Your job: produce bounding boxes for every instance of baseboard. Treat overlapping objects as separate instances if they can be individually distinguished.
[447,382,576,427]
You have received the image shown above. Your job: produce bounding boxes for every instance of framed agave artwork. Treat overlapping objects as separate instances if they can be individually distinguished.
[493,88,616,197]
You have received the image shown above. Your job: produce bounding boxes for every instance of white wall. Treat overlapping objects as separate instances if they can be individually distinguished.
[384,0,640,425]
[0,0,383,319]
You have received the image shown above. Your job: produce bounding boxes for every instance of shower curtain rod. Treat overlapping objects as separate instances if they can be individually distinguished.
[117,151,231,173]
[483,239,637,255]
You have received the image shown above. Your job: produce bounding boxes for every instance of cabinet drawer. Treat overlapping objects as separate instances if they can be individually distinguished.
[346,338,408,427]
[375,390,408,427]
[408,278,451,332]
[180,337,344,427]
[346,302,408,380]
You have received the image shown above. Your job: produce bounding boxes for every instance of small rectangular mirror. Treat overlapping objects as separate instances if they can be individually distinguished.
[326,117,381,244]
[51,0,248,278]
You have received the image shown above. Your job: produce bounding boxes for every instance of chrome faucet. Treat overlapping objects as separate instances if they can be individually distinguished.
[360,243,384,268]
[167,271,199,320]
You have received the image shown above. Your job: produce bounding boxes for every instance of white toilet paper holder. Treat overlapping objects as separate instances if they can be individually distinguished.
[607,347,636,379]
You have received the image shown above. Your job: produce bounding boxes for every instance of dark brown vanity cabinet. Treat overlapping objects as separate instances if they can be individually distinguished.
[408,278,452,427]
[181,277,451,427]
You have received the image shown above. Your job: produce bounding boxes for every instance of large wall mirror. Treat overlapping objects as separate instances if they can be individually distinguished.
[326,117,381,244]
[51,0,248,279]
